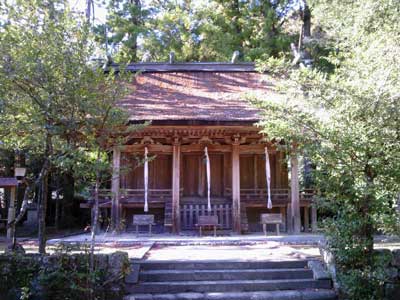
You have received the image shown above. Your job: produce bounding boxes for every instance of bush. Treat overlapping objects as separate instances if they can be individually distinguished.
[0,246,129,300]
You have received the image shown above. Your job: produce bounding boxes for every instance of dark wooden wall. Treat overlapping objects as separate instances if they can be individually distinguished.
[120,151,288,193]
[181,153,225,197]
[240,154,280,189]
[121,153,172,189]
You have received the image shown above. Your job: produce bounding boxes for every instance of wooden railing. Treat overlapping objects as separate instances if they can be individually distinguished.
[180,203,232,230]
[225,188,314,202]
[88,188,176,204]
[120,189,173,202]
[300,189,314,201]
[88,188,314,205]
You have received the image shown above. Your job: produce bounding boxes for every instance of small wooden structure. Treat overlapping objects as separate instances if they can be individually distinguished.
[81,62,318,235]
[0,178,18,243]
[196,215,219,237]
[132,214,155,235]
[260,213,283,235]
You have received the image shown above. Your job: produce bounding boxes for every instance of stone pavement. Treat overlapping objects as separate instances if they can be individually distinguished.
[46,233,324,260]
[48,232,325,246]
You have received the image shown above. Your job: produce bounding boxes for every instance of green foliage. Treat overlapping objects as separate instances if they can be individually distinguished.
[0,248,129,300]
[254,0,400,298]
[0,0,141,250]
[99,0,297,62]
[0,254,40,300]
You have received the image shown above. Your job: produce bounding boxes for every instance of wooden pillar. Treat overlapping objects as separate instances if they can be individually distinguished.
[304,207,310,232]
[286,203,292,233]
[311,205,318,232]
[172,142,181,233]
[280,206,286,232]
[6,186,16,245]
[111,146,121,232]
[290,154,301,233]
[232,143,241,233]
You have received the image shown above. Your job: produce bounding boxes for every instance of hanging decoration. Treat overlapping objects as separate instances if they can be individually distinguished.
[265,146,272,209]
[205,146,211,212]
[144,147,149,212]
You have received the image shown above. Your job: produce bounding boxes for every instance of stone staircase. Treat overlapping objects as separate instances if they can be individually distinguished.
[124,259,337,300]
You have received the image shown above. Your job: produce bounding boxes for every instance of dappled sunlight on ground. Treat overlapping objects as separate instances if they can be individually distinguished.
[1,234,398,260]
[143,243,321,261]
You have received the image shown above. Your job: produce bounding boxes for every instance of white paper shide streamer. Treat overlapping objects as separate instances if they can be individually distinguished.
[205,146,211,212]
[144,147,149,212]
[265,146,272,209]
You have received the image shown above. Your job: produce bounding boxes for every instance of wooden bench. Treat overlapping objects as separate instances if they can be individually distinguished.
[260,213,283,236]
[196,215,219,237]
[132,214,155,235]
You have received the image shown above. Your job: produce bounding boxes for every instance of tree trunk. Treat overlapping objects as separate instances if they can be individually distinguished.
[54,190,60,231]
[38,134,52,254]
[90,152,101,274]
[90,175,100,271]
[128,0,141,62]
[362,162,375,264]
[302,1,311,38]
[86,0,94,23]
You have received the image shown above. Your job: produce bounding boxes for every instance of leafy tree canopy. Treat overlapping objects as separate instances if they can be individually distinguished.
[0,0,135,252]
[96,0,302,62]
[253,0,400,298]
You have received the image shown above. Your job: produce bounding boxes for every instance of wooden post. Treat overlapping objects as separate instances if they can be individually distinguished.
[290,154,301,233]
[232,143,241,234]
[172,142,181,233]
[311,205,318,232]
[6,187,16,246]
[280,206,286,232]
[286,203,292,233]
[304,206,310,232]
[111,146,121,232]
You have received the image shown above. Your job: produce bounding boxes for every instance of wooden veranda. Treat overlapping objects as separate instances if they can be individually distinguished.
[82,125,317,234]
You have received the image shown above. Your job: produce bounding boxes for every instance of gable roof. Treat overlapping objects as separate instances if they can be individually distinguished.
[118,63,276,123]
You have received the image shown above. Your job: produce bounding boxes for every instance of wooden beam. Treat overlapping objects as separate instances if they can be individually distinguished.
[121,144,173,153]
[181,144,231,153]
[232,143,241,233]
[172,142,181,233]
[239,144,277,154]
[111,146,121,231]
[290,154,301,233]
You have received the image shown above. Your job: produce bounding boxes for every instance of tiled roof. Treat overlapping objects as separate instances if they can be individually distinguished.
[119,69,276,122]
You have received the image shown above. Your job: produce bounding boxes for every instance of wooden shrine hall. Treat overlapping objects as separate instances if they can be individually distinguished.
[82,62,317,234]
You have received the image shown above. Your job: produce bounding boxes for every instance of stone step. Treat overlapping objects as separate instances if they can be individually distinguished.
[127,278,332,294]
[124,289,337,300]
[139,268,313,282]
[136,260,308,271]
